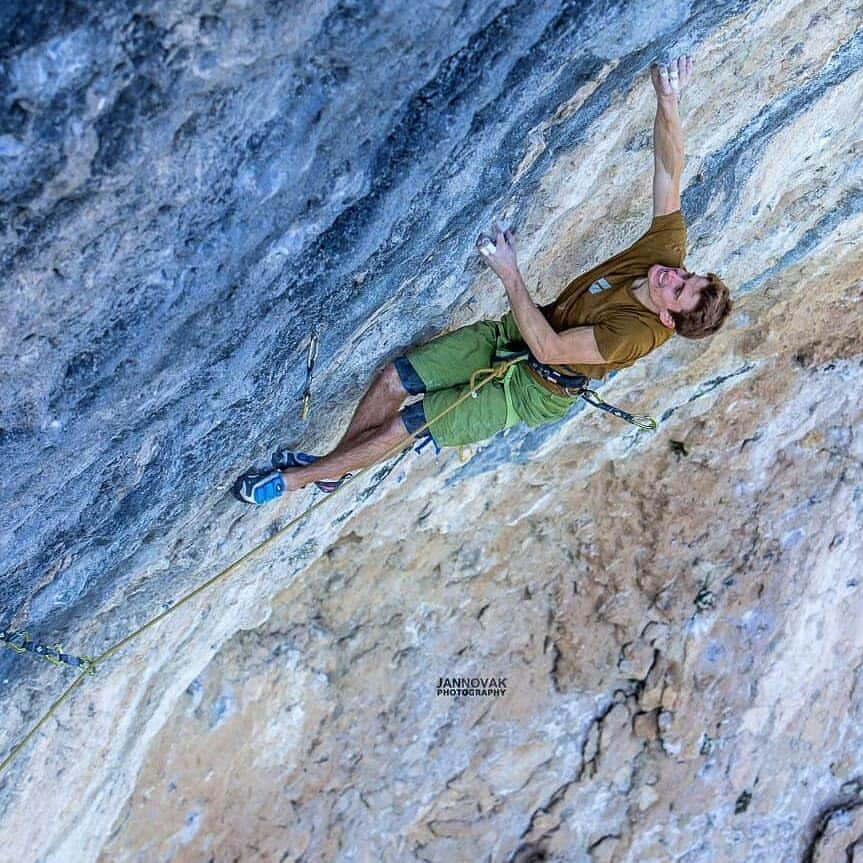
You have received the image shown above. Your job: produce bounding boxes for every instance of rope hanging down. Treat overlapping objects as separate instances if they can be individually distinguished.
[0,357,655,777]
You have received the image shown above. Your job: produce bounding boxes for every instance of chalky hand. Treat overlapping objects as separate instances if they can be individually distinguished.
[651,54,693,102]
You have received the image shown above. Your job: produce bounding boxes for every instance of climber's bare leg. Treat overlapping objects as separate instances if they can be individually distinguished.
[335,363,408,450]
[282,414,409,490]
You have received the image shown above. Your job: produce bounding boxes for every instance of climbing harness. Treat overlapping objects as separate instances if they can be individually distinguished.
[496,350,658,431]
[0,629,96,674]
[0,350,656,776]
[300,330,319,421]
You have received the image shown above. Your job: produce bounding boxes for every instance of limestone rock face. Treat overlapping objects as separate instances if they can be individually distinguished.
[1,0,861,861]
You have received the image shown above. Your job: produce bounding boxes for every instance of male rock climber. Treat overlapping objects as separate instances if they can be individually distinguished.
[237,55,731,505]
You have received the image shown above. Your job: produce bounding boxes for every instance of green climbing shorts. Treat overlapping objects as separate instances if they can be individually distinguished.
[395,313,573,448]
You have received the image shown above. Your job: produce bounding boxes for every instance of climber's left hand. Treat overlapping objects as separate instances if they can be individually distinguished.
[477,222,519,283]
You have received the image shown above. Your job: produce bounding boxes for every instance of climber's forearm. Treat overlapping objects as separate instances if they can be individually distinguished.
[654,96,684,177]
[500,270,559,363]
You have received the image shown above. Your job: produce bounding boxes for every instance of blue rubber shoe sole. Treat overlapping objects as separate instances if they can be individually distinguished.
[233,469,286,505]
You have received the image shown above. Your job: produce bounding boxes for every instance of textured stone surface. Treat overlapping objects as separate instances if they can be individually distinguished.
[1,0,861,861]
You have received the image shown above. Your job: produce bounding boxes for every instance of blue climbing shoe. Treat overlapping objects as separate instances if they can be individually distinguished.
[271,448,352,494]
[233,469,286,505]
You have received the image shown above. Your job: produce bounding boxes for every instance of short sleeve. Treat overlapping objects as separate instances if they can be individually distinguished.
[594,318,657,364]
[620,210,687,270]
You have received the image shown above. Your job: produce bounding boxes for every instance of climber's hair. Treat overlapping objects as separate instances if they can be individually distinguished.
[671,273,732,339]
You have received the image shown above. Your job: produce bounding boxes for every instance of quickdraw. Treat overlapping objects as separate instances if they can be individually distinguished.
[300,330,319,421]
[0,629,97,674]
[577,389,657,431]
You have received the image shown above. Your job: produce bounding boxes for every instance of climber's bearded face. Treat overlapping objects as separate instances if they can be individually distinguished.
[648,265,707,314]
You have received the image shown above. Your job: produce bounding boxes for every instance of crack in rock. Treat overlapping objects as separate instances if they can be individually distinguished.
[802,777,863,863]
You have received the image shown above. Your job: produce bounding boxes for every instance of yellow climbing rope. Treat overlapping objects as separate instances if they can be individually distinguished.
[0,358,520,777]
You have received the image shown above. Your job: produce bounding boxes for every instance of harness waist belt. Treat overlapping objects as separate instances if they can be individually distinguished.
[525,356,589,393]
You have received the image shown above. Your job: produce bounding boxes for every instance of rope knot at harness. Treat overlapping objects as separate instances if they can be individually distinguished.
[468,359,517,391]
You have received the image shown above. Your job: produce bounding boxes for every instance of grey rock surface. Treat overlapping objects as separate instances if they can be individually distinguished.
[0,0,861,860]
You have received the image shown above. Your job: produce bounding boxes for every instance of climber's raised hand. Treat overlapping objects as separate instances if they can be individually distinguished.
[651,55,693,103]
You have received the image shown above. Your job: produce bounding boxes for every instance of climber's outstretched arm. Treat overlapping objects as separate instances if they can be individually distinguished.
[651,55,693,218]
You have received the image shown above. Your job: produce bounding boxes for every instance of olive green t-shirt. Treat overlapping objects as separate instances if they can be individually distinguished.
[539,210,686,381]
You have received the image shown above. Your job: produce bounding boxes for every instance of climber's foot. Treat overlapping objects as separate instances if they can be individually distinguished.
[233,469,286,505]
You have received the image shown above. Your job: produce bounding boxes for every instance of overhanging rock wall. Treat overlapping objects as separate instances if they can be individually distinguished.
[0,0,861,861]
